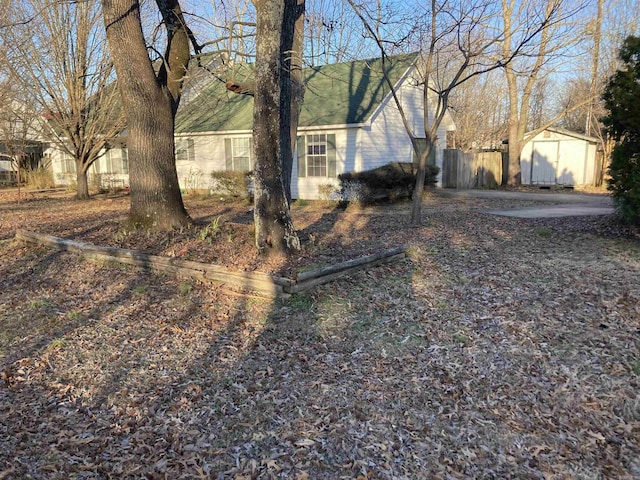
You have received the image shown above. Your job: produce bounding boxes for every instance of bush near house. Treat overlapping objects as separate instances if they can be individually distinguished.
[22,167,55,190]
[210,171,253,201]
[338,162,439,205]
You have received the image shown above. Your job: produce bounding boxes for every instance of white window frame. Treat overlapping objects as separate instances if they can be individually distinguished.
[176,138,195,162]
[61,153,76,174]
[231,137,251,171]
[306,134,327,177]
[104,148,129,174]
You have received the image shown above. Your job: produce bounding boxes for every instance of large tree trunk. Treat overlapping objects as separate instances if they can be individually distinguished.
[101,0,190,229]
[280,0,305,204]
[76,162,90,200]
[252,0,300,254]
[505,62,522,186]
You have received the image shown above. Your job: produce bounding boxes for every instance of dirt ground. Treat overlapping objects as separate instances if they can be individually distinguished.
[0,188,639,479]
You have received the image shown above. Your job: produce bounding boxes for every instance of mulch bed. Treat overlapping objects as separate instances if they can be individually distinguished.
[1,188,639,479]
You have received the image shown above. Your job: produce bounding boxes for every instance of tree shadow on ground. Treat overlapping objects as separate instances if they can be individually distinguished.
[0,196,639,478]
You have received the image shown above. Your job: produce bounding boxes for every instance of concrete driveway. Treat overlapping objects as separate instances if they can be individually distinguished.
[441,189,615,218]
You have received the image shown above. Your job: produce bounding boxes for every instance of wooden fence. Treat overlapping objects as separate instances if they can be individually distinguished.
[15,230,407,298]
[442,149,503,189]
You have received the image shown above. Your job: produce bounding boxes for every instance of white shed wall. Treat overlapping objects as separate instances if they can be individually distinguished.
[521,130,598,186]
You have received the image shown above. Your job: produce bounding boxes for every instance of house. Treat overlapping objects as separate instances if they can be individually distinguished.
[0,153,17,184]
[47,140,129,190]
[49,54,456,199]
[0,139,45,184]
[520,127,601,187]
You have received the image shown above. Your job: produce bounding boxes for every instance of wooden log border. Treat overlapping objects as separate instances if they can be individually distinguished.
[15,230,407,298]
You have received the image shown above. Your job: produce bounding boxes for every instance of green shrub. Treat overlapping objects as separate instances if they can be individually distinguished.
[338,162,439,205]
[607,143,640,224]
[210,170,253,201]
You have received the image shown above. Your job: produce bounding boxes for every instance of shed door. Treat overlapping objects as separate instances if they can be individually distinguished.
[531,141,558,185]
[557,140,586,186]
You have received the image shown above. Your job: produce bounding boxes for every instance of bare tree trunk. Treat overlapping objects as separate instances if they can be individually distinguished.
[409,138,432,225]
[102,0,190,229]
[252,0,300,253]
[5,0,124,201]
[506,75,523,185]
[76,161,90,200]
[280,0,305,204]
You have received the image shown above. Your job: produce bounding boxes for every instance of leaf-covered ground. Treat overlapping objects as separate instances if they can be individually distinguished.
[0,188,639,479]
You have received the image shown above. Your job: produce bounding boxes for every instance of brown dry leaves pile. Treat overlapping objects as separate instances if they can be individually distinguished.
[0,189,639,479]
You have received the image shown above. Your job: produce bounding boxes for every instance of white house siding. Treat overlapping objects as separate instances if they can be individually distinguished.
[175,133,233,191]
[521,129,598,186]
[359,77,452,186]
[48,145,129,189]
[292,128,357,200]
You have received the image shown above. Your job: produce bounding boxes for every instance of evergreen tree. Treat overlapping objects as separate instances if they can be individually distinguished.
[603,35,640,224]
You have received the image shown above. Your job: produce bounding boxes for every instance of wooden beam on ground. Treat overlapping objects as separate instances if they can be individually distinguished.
[296,246,407,282]
[15,230,408,298]
[290,248,407,294]
[15,230,285,298]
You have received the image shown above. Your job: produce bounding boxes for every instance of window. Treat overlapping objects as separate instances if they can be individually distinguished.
[307,134,327,177]
[104,148,129,174]
[232,137,251,170]
[176,138,195,162]
[224,137,253,171]
[61,153,76,174]
[297,133,336,178]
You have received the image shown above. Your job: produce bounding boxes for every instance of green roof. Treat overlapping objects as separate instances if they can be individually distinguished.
[175,53,417,133]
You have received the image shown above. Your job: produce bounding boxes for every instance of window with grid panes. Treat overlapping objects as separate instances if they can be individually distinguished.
[61,153,76,173]
[232,137,251,170]
[176,138,195,162]
[105,148,129,174]
[306,134,327,176]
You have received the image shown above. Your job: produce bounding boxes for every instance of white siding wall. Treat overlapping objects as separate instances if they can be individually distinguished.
[359,79,451,185]
[48,145,129,189]
[175,133,230,191]
[47,146,75,186]
[292,128,358,200]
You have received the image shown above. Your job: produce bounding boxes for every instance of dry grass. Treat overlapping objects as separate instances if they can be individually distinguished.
[0,188,639,479]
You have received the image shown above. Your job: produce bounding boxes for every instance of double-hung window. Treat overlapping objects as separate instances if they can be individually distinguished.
[104,148,129,174]
[224,137,253,171]
[297,133,336,178]
[176,138,195,162]
[307,134,327,176]
[61,153,76,174]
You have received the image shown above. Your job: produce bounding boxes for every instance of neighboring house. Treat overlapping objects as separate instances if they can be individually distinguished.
[0,139,45,184]
[47,139,129,190]
[520,127,601,187]
[0,153,17,184]
[49,54,456,199]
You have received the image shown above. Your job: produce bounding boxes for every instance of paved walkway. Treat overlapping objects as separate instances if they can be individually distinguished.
[441,189,615,218]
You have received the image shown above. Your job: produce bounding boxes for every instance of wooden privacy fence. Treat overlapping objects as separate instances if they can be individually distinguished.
[442,149,503,189]
[15,230,407,298]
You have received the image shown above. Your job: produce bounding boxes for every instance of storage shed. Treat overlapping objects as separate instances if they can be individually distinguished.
[520,127,600,186]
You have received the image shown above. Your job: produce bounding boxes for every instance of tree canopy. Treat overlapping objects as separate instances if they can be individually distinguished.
[603,35,640,143]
